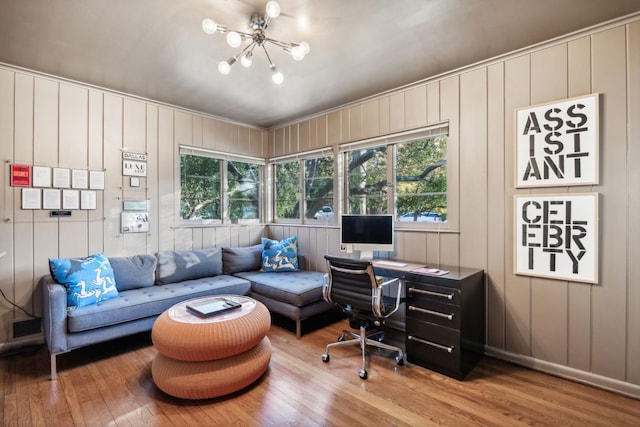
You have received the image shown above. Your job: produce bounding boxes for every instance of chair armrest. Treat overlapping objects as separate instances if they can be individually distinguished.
[41,275,69,354]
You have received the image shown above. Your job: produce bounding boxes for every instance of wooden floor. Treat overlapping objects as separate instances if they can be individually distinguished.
[2,317,639,426]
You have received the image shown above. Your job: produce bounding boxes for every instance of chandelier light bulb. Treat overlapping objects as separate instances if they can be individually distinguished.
[291,46,305,61]
[240,52,253,67]
[226,31,242,48]
[218,60,231,75]
[299,41,310,55]
[202,18,217,34]
[271,66,284,84]
[265,1,281,19]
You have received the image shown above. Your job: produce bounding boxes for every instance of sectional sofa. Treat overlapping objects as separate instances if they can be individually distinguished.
[41,244,333,380]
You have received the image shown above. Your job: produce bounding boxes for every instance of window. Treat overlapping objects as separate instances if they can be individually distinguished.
[345,145,388,214]
[228,161,260,221]
[305,155,334,222]
[272,149,335,223]
[395,134,447,222]
[180,147,264,223]
[274,161,300,220]
[342,126,448,225]
[180,153,221,220]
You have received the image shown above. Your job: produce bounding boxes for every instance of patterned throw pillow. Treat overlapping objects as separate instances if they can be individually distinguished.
[49,253,119,309]
[261,236,299,272]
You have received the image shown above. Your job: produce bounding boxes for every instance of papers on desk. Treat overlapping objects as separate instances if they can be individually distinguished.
[412,267,449,276]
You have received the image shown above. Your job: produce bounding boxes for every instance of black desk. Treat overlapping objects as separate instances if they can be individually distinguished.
[372,260,485,380]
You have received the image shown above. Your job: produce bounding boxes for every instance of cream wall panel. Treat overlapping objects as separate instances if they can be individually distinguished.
[174,227,192,251]
[425,233,440,265]
[317,115,328,147]
[249,128,263,157]
[59,84,88,169]
[123,99,147,154]
[341,111,349,144]
[361,99,379,139]
[12,222,33,323]
[566,36,593,371]
[193,115,203,148]
[289,124,299,153]
[459,68,488,270]
[88,91,103,170]
[272,127,285,157]
[0,69,13,159]
[174,110,193,147]
[308,118,318,149]
[590,26,628,381]
[327,111,341,146]
[627,20,640,385]
[157,107,175,251]
[238,125,250,155]
[14,74,33,166]
[103,94,124,256]
[33,221,58,299]
[146,105,159,254]
[389,92,405,132]
[202,117,216,150]
[529,44,569,366]
[427,82,440,124]
[405,85,427,129]
[504,54,532,356]
[486,62,507,349]
[0,71,14,325]
[33,77,57,165]
[399,231,428,264]
[378,96,390,135]
[215,120,231,152]
[59,222,89,257]
[348,105,362,142]
[439,75,460,266]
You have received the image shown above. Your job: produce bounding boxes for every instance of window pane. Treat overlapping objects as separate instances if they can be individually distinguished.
[228,161,260,220]
[305,155,334,222]
[275,161,300,219]
[346,146,388,214]
[180,154,221,220]
[395,135,447,222]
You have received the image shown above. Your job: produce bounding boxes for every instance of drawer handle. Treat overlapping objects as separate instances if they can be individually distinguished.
[409,287,454,300]
[408,306,454,321]
[408,335,454,353]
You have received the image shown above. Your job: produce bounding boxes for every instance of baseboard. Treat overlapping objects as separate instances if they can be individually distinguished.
[0,334,44,354]
[485,346,640,400]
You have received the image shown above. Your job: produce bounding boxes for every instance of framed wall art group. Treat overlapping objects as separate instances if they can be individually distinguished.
[514,94,599,284]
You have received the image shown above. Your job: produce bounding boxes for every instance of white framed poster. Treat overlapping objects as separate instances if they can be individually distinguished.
[515,94,599,188]
[62,189,80,209]
[32,166,52,187]
[121,212,149,233]
[89,170,105,190]
[514,193,598,284]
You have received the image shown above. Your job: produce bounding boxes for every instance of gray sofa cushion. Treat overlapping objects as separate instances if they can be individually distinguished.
[222,244,262,275]
[155,248,222,285]
[234,270,326,307]
[109,254,157,291]
[66,275,251,332]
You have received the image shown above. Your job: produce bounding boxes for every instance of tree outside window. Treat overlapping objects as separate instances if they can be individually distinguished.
[228,161,260,221]
[395,135,447,223]
[305,155,334,222]
[346,146,388,214]
[180,154,221,220]
[274,161,300,219]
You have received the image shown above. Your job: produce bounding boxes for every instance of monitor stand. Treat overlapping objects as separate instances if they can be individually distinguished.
[359,249,374,260]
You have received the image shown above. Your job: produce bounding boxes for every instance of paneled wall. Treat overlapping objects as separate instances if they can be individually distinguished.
[0,70,267,347]
[268,18,640,397]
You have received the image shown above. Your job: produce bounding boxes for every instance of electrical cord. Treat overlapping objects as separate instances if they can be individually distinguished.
[0,287,39,319]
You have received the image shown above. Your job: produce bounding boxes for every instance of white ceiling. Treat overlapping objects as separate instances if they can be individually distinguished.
[1,0,639,128]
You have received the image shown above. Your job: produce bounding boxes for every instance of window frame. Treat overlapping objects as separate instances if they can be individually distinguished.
[178,145,265,225]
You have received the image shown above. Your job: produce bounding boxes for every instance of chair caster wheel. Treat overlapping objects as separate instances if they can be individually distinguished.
[396,355,404,366]
[322,354,330,363]
[359,369,368,379]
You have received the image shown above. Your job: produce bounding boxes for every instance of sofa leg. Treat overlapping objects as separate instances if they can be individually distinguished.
[296,320,302,339]
[50,354,57,381]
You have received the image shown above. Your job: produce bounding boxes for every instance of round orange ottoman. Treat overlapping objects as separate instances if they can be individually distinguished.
[151,295,272,399]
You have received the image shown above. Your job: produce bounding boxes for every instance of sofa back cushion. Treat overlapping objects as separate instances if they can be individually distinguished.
[155,248,223,284]
[109,254,157,291]
[222,244,263,274]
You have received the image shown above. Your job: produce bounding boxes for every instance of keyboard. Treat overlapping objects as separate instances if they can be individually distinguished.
[375,260,407,267]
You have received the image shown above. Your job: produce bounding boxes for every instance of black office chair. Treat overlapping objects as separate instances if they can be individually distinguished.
[321,254,404,379]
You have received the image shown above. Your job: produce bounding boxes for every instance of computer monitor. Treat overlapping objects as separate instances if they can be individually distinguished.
[340,214,394,259]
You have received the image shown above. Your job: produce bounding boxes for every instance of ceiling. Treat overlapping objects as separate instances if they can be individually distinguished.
[1,0,639,129]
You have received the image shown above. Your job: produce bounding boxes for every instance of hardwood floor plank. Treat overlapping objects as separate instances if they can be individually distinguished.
[3,318,638,426]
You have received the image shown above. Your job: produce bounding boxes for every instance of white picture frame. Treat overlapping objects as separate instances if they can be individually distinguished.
[514,193,598,284]
[515,94,599,188]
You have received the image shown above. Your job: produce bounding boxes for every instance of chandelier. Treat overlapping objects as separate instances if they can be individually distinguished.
[202,1,310,85]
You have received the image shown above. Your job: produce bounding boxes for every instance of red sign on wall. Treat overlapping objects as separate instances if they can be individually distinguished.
[10,164,31,187]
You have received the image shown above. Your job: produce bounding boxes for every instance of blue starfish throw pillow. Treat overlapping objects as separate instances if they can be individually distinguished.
[261,236,299,272]
[49,253,118,309]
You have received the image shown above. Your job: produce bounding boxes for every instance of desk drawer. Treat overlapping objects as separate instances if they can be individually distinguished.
[407,283,460,305]
[406,319,460,376]
[406,300,460,329]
